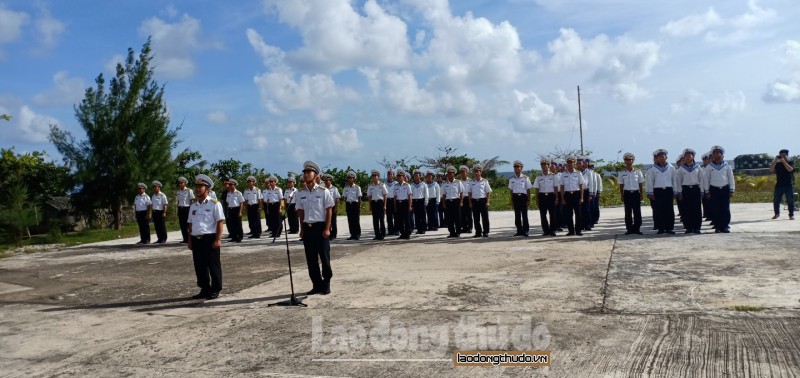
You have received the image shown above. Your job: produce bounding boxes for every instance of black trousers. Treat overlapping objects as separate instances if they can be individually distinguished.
[395,200,411,237]
[191,234,222,293]
[330,205,338,238]
[370,200,386,239]
[386,198,397,235]
[247,204,262,237]
[709,185,731,231]
[287,203,299,233]
[152,210,167,242]
[623,191,642,233]
[512,193,529,234]
[537,193,556,234]
[226,207,243,241]
[581,191,593,230]
[412,199,427,233]
[444,199,461,236]
[302,222,332,290]
[263,205,271,232]
[592,195,600,226]
[438,201,445,228]
[653,188,675,232]
[460,199,472,233]
[426,199,439,230]
[267,202,282,237]
[471,198,490,235]
[135,210,150,242]
[681,185,702,231]
[563,191,582,234]
[178,206,190,242]
[346,201,361,237]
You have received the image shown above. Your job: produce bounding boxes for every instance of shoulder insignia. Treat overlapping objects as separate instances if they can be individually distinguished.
[209,198,219,203]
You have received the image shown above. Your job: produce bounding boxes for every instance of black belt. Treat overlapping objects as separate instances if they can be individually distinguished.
[538,192,554,195]
[513,193,527,196]
[565,191,579,194]
[413,198,425,201]
[191,233,217,240]
[346,201,359,203]
[371,199,384,202]
[396,200,408,202]
[624,190,639,193]
[445,198,459,201]
[178,206,191,208]
[682,185,699,188]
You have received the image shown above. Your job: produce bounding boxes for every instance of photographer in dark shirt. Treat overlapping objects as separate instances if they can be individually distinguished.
[770,149,795,220]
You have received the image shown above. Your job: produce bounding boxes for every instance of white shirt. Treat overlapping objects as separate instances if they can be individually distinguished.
[618,168,645,191]
[134,193,151,211]
[460,176,474,197]
[441,179,463,200]
[243,187,262,205]
[674,164,704,194]
[508,175,532,194]
[368,182,388,201]
[703,162,735,192]
[594,171,603,193]
[187,197,225,235]
[394,182,412,200]
[410,181,429,200]
[344,184,362,202]
[296,185,335,223]
[582,169,596,195]
[646,164,676,195]
[262,188,284,203]
[284,187,298,205]
[176,188,195,207]
[560,170,586,192]
[151,191,168,211]
[427,182,441,203]
[469,178,492,199]
[385,180,397,199]
[225,190,245,207]
[533,174,559,193]
[327,186,341,202]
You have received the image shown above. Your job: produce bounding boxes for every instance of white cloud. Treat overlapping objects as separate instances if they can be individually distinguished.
[264,0,411,73]
[0,4,29,57]
[382,70,438,115]
[671,90,746,128]
[206,111,227,123]
[34,7,65,51]
[242,121,362,164]
[762,40,800,103]
[139,13,204,79]
[661,0,777,45]
[547,28,659,102]
[104,54,125,74]
[0,105,58,143]
[33,71,86,106]
[434,123,473,146]
[661,8,722,38]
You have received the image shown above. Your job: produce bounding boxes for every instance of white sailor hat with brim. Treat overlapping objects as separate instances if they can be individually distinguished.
[370,169,380,175]
[322,173,333,180]
[177,176,188,183]
[137,182,146,189]
[459,165,468,172]
[513,160,523,167]
[151,180,162,187]
[426,170,434,176]
[228,178,238,186]
[347,171,356,178]
[446,165,456,173]
[702,152,711,160]
[653,149,668,157]
[412,169,422,176]
[268,176,278,182]
[623,152,635,160]
[287,176,296,182]
[566,155,577,162]
[247,176,256,182]
[396,169,407,177]
[195,174,214,189]
[539,159,550,165]
[711,145,725,154]
[303,160,321,174]
[473,164,483,171]
[682,148,696,156]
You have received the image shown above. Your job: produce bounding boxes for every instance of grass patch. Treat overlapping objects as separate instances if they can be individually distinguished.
[730,305,767,312]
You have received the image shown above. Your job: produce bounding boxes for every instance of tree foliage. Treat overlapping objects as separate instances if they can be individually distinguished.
[0,148,72,206]
[49,37,179,229]
[0,182,41,246]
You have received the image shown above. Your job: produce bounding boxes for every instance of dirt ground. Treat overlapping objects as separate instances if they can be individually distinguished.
[1,203,799,377]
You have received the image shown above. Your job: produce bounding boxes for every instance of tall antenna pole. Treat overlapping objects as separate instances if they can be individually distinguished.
[577,85,584,155]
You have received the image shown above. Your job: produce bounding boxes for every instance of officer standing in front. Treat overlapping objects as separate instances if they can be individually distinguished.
[134,182,152,244]
[187,174,226,300]
[618,153,645,235]
[176,177,195,243]
[296,161,334,295]
[508,160,531,237]
[151,180,169,244]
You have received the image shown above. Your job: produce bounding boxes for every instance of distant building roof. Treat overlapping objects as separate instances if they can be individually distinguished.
[45,196,72,211]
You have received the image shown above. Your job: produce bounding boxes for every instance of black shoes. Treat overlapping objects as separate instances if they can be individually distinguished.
[306,288,322,295]
[665,230,675,234]
[473,234,482,238]
[207,292,219,300]
[192,291,208,300]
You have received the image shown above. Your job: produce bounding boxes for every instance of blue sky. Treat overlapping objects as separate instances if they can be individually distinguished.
[1,0,799,175]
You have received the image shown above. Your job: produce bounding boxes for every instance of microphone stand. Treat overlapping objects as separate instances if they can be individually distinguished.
[269,215,306,307]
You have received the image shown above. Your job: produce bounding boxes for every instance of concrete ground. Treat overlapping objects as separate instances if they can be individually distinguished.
[1,203,799,377]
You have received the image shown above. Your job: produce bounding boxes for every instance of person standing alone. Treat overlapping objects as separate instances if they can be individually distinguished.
[770,149,795,220]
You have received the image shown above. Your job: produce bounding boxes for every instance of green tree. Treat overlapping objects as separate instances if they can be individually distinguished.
[0,182,41,246]
[0,148,72,206]
[49,38,179,229]
[174,148,210,182]
[1,114,11,121]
